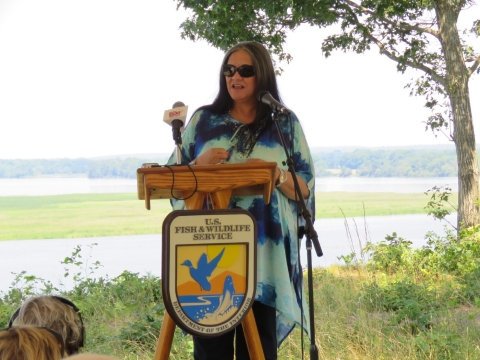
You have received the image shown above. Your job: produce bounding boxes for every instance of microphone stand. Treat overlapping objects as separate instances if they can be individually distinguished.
[271,110,322,360]
[171,119,183,165]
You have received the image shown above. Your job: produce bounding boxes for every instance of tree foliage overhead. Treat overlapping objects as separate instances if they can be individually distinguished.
[175,0,479,229]
[178,0,478,121]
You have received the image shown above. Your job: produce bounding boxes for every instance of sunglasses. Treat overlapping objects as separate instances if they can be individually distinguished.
[1,326,65,355]
[222,64,256,78]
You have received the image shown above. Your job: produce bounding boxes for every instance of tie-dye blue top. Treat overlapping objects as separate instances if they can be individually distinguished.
[169,109,315,346]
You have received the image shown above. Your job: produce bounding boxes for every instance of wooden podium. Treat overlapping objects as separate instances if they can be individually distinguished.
[137,162,277,360]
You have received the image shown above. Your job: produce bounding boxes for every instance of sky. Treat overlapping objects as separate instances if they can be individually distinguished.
[0,0,479,159]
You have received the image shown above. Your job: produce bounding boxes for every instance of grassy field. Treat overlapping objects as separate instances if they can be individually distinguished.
[0,191,458,241]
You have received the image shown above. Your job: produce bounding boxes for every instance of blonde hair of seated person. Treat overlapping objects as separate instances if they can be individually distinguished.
[0,326,65,360]
[10,296,84,355]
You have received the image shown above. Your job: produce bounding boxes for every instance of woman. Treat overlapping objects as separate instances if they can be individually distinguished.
[170,41,315,360]
[0,326,65,360]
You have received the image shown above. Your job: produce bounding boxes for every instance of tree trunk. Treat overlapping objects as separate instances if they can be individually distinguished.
[436,0,480,230]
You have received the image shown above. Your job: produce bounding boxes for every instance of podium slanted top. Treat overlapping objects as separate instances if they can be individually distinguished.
[137,162,277,210]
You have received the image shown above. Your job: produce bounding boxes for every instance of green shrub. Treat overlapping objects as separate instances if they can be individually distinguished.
[363,233,414,275]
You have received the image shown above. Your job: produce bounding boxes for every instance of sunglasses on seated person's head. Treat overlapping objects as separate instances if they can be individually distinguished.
[222,64,256,78]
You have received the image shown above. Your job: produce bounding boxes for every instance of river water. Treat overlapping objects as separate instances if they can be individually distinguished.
[0,177,458,293]
[0,176,459,196]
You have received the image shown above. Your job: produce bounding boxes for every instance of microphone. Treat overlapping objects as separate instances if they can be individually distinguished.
[257,91,290,115]
[163,101,188,145]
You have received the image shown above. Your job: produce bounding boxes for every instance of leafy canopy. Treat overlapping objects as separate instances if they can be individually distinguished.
[176,0,479,135]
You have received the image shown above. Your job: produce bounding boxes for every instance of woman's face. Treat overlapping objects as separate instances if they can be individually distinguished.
[225,50,257,105]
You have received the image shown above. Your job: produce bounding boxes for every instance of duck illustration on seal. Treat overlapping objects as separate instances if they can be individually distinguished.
[181,247,226,291]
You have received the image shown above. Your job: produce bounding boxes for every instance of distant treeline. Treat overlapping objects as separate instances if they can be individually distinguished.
[0,157,169,179]
[313,148,458,177]
[0,149,458,178]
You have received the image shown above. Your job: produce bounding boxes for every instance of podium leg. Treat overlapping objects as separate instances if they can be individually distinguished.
[210,189,232,209]
[154,312,176,360]
[183,191,206,210]
[242,309,266,360]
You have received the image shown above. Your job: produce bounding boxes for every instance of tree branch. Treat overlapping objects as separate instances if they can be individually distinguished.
[368,32,445,85]
[469,54,480,76]
[340,3,446,86]
[453,0,469,16]
[341,0,440,38]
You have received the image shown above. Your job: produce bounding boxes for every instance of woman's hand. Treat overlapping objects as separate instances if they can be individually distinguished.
[246,158,309,200]
[194,148,230,165]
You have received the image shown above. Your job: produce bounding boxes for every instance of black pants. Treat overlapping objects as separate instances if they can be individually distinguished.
[193,301,277,360]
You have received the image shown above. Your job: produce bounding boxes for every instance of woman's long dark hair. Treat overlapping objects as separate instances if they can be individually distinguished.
[200,41,283,123]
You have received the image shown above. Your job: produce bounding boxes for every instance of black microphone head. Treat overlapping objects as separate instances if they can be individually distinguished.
[172,101,185,108]
[257,91,269,102]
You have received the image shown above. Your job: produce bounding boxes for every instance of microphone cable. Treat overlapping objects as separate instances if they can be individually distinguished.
[164,144,199,201]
